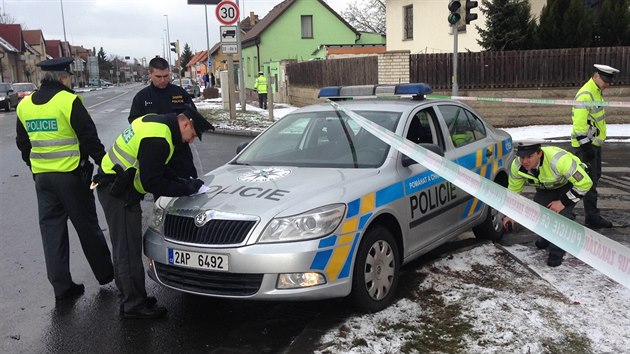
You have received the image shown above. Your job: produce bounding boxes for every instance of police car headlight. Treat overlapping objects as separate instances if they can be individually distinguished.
[259,204,345,243]
[0,97,5,101]
[149,198,170,233]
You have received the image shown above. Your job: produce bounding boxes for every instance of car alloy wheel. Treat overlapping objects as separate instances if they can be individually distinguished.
[351,225,399,313]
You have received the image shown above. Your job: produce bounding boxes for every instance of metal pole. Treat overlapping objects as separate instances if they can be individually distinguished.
[452,24,459,96]
[205,5,211,91]
[60,0,67,45]
[227,55,236,120]
[161,37,165,59]
[164,14,172,68]
[236,0,246,111]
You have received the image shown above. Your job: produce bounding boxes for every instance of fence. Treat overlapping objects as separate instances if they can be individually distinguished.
[286,56,378,88]
[410,47,630,90]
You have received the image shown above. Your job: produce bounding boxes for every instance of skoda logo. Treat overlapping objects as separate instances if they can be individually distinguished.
[238,167,291,182]
[194,212,207,227]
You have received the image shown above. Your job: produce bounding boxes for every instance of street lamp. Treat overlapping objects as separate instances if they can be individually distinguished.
[164,14,171,68]
[60,0,67,44]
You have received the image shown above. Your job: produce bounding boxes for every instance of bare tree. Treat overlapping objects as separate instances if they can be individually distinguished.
[0,12,18,25]
[341,0,386,34]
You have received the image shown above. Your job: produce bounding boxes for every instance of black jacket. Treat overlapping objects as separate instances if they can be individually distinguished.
[128,82,195,123]
[16,80,105,168]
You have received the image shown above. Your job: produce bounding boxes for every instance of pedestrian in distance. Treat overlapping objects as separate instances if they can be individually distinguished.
[503,141,592,267]
[95,105,214,319]
[128,56,206,179]
[202,72,209,88]
[255,70,268,109]
[15,57,114,302]
[210,72,216,88]
[571,64,619,229]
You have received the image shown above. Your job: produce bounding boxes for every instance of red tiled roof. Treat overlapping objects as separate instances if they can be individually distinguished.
[0,24,25,52]
[23,29,45,46]
[46,39,62,58]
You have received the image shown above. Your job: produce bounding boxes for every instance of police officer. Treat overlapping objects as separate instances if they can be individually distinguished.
[15,57,114,301]
[96,106,213,319]
[128,57,209,179]
[255,70,268,109]
[571,64,619,229]
[502,142,592,267]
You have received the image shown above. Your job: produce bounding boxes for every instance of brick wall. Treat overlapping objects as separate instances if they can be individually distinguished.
[378,50,410,84]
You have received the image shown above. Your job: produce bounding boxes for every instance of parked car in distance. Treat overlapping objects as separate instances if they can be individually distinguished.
[174,78,201,97]
[13,82,38,101]
[0,82,19,111]
[143,83,514,313]
[88,78,113,87]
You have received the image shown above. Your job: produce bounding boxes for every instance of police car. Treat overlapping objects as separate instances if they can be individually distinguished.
[144,83,514,312]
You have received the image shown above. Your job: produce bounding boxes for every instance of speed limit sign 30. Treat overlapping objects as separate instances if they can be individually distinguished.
[216,0,239,25]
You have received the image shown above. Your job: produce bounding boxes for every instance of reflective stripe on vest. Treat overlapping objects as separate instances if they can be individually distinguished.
[571,79,607,147]
[101,116,174,194]
[16,91,80,173]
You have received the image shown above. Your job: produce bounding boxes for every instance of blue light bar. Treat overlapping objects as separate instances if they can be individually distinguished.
[318,86,342,98]
[394,83,433,95]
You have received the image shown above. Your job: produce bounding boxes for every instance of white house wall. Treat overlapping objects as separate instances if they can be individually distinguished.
[386,0,548,54]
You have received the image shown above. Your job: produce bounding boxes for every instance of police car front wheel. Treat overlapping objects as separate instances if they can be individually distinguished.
[351,225,400,313]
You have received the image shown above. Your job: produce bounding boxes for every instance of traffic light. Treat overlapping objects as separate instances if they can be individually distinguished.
[465,0,478,24]
[170,40,180,54]
[447,1,461,26]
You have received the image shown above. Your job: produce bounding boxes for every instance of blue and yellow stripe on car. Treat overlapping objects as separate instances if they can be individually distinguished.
[310,138,511,281]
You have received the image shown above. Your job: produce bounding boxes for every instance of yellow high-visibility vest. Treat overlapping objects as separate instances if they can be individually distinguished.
[255,75,268,94]
[571,78,607,147]
[17,91,81,173]
[101,115,174,194]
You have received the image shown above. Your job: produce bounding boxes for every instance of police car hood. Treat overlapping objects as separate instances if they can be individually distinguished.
[166,165,380,217]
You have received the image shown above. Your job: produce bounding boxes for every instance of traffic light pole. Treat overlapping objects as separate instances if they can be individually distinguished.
[452,24,458,96]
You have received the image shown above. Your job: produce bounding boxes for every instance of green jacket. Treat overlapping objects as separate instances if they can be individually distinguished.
[508,146,592,206]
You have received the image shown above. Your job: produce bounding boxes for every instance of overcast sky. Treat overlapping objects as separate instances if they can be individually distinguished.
[3,0,352,62]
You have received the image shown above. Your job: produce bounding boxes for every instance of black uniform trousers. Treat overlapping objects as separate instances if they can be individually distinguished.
[34,172,113,297]
[532,183,576,260]
[258,93,267,109]
[96,187,147,312]
[575,145,602,223]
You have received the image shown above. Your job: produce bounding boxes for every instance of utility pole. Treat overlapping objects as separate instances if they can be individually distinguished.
[236,0,245,111]
[164,15,172,68]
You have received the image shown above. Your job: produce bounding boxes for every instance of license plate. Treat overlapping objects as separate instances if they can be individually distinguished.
[168,248,229,271]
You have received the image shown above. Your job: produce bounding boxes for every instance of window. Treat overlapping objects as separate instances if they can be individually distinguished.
[247,57,251,77]
[438,105,487,147]
[301,15,313,39]
[403,5,413,40]
[406,108,443,148]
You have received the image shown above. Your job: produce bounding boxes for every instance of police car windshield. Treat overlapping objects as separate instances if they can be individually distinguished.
[233,110,401,168]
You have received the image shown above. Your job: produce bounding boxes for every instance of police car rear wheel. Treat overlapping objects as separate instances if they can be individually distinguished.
[351,225,400,313]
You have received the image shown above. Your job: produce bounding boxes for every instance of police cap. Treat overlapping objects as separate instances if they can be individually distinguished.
[515,140,542,157]
[594,64,619,84]
[183,104,214,141]
[37,57,74,75]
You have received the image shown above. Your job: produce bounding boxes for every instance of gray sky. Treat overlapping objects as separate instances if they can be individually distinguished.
[3,0,352,62]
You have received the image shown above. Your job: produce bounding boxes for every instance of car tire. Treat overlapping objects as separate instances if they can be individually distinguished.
[472,177,508,241]
[350,225,400,313]
[5,101,11,112]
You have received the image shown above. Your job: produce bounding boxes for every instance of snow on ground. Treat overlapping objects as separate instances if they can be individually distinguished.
[193,97,630,353]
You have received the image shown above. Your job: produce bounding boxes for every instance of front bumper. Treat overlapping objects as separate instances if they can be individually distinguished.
[144,228,353,301]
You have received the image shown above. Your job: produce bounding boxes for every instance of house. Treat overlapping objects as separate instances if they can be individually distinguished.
[239,0,385,101]
[45,39,63,58]
[23,29,49,84]
[386,0,547,53]
[0,24,28,83]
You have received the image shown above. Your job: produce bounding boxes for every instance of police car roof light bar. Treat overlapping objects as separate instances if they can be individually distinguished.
[318,83,432,100]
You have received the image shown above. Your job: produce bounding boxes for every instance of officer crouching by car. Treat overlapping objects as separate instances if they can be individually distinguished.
[502,141,592,267]
[95,105,214,319]
[15,57,114,301]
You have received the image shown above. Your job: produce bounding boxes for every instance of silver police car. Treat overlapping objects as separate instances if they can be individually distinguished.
[144,83,513,312]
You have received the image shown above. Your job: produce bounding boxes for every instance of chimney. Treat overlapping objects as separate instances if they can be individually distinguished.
[249,12,257,26]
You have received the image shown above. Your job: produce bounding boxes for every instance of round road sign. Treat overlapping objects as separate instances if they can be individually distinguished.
[216,0,239,26]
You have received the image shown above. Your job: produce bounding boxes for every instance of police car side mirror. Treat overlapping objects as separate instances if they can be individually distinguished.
[402,143,444,167]
[236,141,249,154]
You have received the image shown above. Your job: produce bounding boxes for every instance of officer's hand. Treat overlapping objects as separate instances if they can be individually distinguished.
[185,178,205,195]
[502,216,515,232]
[580,142,596,161]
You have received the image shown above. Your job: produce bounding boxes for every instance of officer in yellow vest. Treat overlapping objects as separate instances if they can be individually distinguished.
[96,105,213,319]
[571,64,619,229]
[15,57,114,301]
[503,142,592,267]
[254,70,268,109]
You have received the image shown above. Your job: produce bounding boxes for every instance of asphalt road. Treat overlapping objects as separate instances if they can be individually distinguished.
[0,85,628,353]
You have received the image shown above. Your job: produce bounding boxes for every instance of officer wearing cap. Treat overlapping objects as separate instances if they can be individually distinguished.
[95,104,213,319]
[15,57,114,301]
[570,63,619,229]
[128,57,209,180]
[503,141,592,267]
[255,70,268,109]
